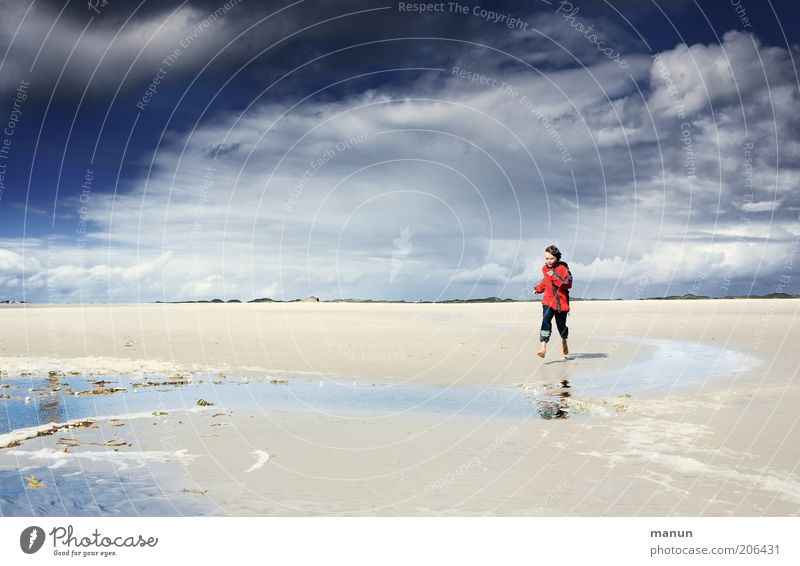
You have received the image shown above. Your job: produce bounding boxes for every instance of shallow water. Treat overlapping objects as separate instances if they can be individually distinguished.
[583,336,755,394]
[0,467,220,516]
[1,375,548,433]
[0,337,752,433]
[0,337,754,516]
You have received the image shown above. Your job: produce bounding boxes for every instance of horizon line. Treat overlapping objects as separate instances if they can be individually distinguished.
[2,292,798,306]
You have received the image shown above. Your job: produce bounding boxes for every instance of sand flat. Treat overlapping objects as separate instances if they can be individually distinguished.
[0,299,798,515]
[1,299,793,385]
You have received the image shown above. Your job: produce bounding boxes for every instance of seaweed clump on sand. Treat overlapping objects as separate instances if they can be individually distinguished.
[1,420,96,450]
[77,387,127,396]
[133,374,193,388]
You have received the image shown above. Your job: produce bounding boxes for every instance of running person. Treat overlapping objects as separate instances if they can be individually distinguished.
[533,245,572,359]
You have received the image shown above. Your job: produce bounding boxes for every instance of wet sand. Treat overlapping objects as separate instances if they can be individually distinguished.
[0,300,798,515]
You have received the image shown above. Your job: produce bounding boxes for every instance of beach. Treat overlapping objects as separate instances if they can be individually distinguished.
[1,299,798,516]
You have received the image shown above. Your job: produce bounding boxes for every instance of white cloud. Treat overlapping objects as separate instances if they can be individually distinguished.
[450,262,509,285]
[648,31,797,117]
[740,200,781,213]
[2,20,799,301]
[0,249,41,273]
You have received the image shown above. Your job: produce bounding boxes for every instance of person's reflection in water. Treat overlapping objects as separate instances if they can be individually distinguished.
[536,377,572,420]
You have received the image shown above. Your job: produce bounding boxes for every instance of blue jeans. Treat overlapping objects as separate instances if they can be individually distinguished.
[540,306,568,343]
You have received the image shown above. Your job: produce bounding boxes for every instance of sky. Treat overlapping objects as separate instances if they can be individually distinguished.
[0,0,798,303]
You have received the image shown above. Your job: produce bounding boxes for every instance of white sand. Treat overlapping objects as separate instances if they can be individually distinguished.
[0,299,798,515]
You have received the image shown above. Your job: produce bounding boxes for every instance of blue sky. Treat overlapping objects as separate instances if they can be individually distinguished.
[0,0,798,302]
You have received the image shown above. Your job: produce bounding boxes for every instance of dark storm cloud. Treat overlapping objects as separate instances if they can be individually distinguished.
[0,0,798,302]
[0,0,531,96]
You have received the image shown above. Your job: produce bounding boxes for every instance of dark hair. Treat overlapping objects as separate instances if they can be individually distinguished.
[545,245,562,261]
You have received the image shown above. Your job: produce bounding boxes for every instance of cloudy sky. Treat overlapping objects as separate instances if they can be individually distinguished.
[0,0,798,302]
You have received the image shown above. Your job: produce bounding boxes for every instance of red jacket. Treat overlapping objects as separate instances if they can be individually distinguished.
[534,262,572,312]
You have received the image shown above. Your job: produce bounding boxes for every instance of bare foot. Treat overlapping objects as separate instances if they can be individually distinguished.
[562,340,569,356]
[537,349,546,358]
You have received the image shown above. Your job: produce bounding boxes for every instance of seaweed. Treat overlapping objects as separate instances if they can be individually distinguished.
[1,420,97,450]
[26,475,45,489]
[76,387,127,396]
[56,437,131,448]
[133,379,190,387]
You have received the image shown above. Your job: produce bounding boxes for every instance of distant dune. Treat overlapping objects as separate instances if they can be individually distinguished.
[143,293,799,305]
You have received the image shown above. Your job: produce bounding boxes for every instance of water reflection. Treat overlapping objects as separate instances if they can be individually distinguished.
[3,373,580,433]
[535,377,572,420]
